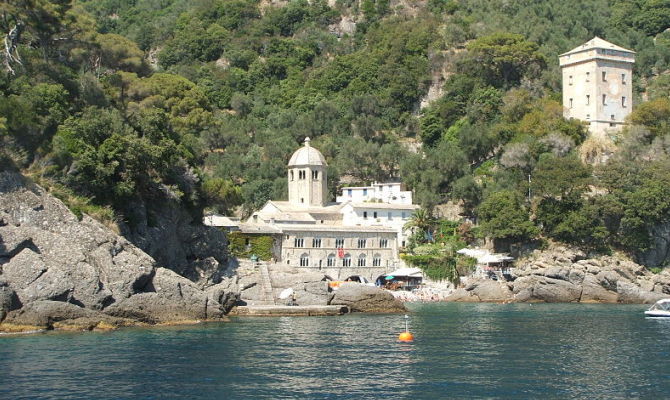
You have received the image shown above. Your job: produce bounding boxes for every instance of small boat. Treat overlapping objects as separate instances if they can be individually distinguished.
[644,299,670,317]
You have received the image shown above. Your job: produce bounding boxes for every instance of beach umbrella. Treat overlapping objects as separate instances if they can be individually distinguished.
[279,288,294,299]
[385,276,395,280]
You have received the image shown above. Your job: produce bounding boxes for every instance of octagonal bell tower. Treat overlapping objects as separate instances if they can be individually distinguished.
[287,137,328,207]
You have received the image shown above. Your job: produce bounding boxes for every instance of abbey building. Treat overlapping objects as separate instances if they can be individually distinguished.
[241,138,417,281]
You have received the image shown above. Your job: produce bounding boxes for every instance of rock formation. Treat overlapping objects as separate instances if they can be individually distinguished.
[0,172,238,332]
[329,282,407,312]
[447,244,670,303]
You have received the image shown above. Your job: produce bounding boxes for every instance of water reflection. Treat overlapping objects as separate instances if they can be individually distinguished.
[0,304,667,399]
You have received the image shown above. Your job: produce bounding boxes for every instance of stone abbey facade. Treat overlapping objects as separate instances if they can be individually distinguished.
[560,37,635,137]
[242,138,418,281]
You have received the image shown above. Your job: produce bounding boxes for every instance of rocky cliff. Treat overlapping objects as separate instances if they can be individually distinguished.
[448,245,670,303]
[0,172,238,332]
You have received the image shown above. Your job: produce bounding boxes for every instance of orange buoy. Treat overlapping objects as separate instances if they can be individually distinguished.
[398,314,414,342]
[398,331,414,342]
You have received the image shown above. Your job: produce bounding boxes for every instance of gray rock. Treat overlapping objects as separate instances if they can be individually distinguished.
[579,274,618,303]
[512,276,581,302]
[105,268,225,323]
[2,300,121,329]
[617,281,668,304]
[0,282,19,322]
[329,283,406,312]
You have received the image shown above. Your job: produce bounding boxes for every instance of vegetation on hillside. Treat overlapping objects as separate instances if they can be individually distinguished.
[2,0,670,266]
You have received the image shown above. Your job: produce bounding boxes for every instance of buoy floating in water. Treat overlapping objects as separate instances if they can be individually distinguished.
[398,314,414,342]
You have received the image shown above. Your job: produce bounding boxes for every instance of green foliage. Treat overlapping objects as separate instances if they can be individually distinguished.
[478,190,538,242]
[227,232,274,260]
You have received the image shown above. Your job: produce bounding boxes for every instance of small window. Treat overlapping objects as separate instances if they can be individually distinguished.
[294,238,304,248]
[602,94,606,105]
[586,72,590,82]
[373,211,378,219]
[290,171,294,181]
[312,238,321,248]
[363,189,368,196]
[622,73,626,84]
[586,95,590,105]
[357,239,366,249]
[610,123,616,127]
[622,96,627,107]
[611,114,615,121]
[602,71,606,81]
[363,211,368,219]
[387,212,392,220]
[569,98,573,108]
[312,170,318,180]
[568,75,573,85]
[373,255,382,267]
[357,255,366,267]
[300,198,304,203]
[402,212,407,219]
[327,254,335,267]
[401,240,406,247]
[343,254,351,267]
[347,189,352,197]
[380,239,388,248]
[586,114,590,120]
[300,254,309,267]
[335,238,344,248]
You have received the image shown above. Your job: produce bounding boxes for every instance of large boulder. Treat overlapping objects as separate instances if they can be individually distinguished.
[104,268,228,323]
[446,280,513,302]
[329,283,406,312]
[512,276,582,302]
[2,300,133,331]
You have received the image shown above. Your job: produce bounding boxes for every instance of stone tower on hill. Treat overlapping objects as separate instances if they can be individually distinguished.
[287,137,328,207]
[559,37,635,138]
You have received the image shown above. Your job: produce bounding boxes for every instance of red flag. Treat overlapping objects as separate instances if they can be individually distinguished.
[337,247,344,258]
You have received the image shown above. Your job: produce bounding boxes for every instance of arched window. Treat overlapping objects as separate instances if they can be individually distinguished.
[312,170,319,180]
[358,254,366,267]
[300,253,309,267]
[327,253,336,267]
[373,254,382,267]
[290,170,294,181]
[343,254,351,267]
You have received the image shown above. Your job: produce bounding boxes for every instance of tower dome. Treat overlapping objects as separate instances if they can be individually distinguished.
[287,137,328,207]
[288,137,327,167]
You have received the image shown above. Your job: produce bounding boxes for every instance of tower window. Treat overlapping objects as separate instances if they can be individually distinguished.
[602,94,606,105]
[568,75,573,85]
[586,72,590,82]
[586,114,590,120]
[290,171,294,181]
[312,170,318,180]
[622,97,627,107]
[602,71,606,81]
[622,73,626,84]
[569,98,573,108]
[586,95,590,105]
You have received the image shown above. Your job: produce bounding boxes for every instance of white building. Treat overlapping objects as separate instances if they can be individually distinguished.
[559,37,635,137]
[242,138,419,281]
[336,182,413,205]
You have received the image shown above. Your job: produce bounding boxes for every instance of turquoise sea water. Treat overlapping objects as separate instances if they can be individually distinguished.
[0,303,668,399]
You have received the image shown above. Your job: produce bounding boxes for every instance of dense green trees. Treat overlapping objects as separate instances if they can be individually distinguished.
[3,0,670,267]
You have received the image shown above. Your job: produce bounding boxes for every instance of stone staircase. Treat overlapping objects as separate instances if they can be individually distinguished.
[257,262,276,305]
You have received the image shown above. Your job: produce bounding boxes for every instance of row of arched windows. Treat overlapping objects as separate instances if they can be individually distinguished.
[289,169,320,181]
[298,253,383,268]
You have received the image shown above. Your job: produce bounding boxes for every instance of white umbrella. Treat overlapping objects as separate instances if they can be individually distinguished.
[279,288,294,299]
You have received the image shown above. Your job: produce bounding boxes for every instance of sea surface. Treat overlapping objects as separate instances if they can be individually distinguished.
[0,303,668,399]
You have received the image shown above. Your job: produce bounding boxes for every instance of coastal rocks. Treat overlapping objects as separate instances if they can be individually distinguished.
[510,244,670,304]
[0,171,238,332]
[447,280,514,302]
[329,283,406,312]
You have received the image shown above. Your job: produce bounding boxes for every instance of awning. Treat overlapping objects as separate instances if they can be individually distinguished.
[386,267,423,278]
